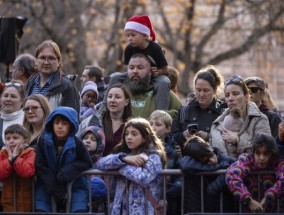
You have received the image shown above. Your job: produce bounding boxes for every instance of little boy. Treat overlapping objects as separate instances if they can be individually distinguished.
[149,110,181,215]
[180,136,236,213]
[35,106,92,213]
[108,15,170,110]
[0,124,35,212]
[80,81,98,120]
[80,126,107,204]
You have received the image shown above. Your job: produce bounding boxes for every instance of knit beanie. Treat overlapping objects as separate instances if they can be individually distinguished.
[81,81,98,98]
[223,107,243,132]
[124,15,156,42]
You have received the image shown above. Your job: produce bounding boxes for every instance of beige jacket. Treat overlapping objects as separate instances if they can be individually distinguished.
[210,102,271,158]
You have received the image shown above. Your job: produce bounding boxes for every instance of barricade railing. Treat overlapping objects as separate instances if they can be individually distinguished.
[1,169,282,214]
[67,169,184,215]
[67,169,281,214]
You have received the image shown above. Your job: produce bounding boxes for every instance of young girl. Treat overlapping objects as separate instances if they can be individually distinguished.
[97,117,166,215]
[225,133,284,213]
[0,124,35,212]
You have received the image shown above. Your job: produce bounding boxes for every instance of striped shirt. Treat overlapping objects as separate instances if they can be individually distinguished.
[32,72,56,96]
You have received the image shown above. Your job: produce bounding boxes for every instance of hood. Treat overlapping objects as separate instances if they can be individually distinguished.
[80,125,105,164]
[80,126,105,150]
[45,106,79,136]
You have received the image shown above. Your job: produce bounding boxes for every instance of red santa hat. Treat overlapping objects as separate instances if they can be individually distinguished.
[124,15,156,42]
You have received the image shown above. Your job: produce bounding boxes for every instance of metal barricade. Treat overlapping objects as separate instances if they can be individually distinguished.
[67,169,184,215]
[1,169,282,214]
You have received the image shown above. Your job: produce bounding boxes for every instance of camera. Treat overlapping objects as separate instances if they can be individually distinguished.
[187,123,199,135]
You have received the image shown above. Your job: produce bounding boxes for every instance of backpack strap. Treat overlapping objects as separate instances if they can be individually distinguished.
[146,187,158,208]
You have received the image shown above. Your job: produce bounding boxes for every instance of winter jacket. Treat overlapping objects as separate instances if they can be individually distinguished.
[80,103,96,121]
[97,153,163,215]
[225,153,284,212]
[96,81,106,104]
[171,98,225,147]
[0,146,35,212]
[180,148,235,213]
[164,135,182,198]
[35,106,92,212]
[210,102,271,158]
[130,84,181,119]
[259,104,282,138]
[24,70,80,112]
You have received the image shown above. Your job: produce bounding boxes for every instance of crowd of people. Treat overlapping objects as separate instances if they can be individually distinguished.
[0,14,284,214]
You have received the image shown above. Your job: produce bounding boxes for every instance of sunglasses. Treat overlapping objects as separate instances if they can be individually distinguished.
[23,106,42,112]
[224,76,244,86]
[248,87,262,94]
[4,82,22,87]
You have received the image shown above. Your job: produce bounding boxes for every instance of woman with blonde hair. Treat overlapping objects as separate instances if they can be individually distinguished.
[23,94,51,148]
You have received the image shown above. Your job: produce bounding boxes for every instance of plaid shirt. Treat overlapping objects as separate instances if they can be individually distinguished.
[32,72,56,96]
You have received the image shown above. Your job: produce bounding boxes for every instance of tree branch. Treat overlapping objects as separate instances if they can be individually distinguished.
[206,7,284,66]
[193,0,226,69]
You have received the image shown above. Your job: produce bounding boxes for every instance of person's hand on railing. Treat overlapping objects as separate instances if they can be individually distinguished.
[121,153,148,167]
[248,198,264,213]
[260,197,267,210]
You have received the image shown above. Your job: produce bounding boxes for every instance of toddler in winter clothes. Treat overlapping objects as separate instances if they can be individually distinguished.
[0,124,35,212]
[80,126,107,203]
[80,81,98,121]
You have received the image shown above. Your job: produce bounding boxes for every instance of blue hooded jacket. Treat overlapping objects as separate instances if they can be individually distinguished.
[35,106,92,212]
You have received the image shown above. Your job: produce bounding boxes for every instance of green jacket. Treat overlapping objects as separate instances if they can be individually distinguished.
[130,85,182,118]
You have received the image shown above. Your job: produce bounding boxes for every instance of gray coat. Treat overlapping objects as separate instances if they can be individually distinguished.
[210,102,271,158]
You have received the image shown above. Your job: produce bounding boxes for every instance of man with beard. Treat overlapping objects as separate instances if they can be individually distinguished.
[123,53,181,118]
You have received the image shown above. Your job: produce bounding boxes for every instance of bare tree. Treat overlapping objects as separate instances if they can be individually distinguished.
[155,0,284,94]
[0,0,283,96]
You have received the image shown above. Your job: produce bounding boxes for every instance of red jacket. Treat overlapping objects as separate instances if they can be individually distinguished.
[0,146,35,212]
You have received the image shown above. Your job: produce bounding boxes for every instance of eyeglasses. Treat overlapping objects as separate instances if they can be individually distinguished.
[23,106,42,112]
[248,87,262,94]
[37,56,58,63]
[224,76,244,86]
[5,82,22,87]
